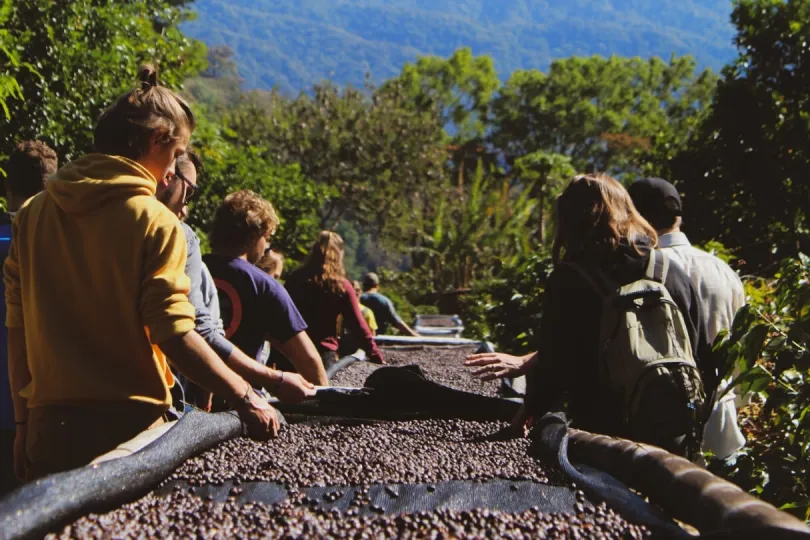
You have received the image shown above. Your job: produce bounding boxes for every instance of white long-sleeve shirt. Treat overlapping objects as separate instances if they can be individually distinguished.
[659,231,747,459]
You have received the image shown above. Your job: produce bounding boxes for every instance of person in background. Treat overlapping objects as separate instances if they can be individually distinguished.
[337,280,379,358]
[256,250,284,280]
[359,272,419,337]
[286,232,385,370]
[0,141,57,494]
[353,280,378,335]
[255,249,285,366]
[204,191,328,386]
[4,66,277,481]
[156,153,315,410]
[523,174,713,456]
[629,177,746,460]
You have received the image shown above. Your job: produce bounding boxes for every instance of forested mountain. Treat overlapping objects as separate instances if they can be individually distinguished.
[183,0,735,94]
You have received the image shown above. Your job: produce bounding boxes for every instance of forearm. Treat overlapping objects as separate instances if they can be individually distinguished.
[160,331,247,402]
[224,347,281,389]
[8,327,30,423]
[397,321,419,337]
[272,332,328,386]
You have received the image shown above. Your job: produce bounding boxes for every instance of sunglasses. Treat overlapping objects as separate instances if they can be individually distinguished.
[174,170,197,205]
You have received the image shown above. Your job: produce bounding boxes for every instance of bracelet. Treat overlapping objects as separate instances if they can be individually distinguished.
[273,371,284,387]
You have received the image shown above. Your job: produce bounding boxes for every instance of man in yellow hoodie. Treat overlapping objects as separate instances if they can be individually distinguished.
[5,66,277,480]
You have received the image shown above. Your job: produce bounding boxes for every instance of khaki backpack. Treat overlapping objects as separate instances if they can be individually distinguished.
[567,250,706,457]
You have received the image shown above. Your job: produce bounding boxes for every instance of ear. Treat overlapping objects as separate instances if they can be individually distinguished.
[149,128,171,150]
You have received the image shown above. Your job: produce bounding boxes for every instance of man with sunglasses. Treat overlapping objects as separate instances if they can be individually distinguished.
[156,153,317,410]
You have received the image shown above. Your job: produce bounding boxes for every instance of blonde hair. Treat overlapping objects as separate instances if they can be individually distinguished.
[553,174,657,265]
[210,190,280,253]
[291,231,347,294]
[257,250,284,277]
[93,64,195,159]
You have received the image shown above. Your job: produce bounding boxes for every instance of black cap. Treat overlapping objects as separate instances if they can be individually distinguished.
[628,177,682,229]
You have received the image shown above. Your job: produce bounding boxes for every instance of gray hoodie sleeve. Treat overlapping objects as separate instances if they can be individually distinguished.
[181,222,235,360]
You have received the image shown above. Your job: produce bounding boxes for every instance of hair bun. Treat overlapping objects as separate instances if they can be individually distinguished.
[138,63,159,91]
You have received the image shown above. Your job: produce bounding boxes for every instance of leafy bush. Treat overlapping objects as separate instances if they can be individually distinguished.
[710,254,810,522]
[484,252,553,355]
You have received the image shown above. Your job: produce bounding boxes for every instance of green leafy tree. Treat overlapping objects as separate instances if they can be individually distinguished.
[385,48,501,184]
[186,111,330,259]
[226,81,449,247]
[184,45,244,111]
[672,0,810,272]
[412,160,537,292]
[0,0,29,123]
[492,55,717,176]
[0,0,205,162]
[484,252,554,354]
[513,150,576,243]
[388,47,500,141]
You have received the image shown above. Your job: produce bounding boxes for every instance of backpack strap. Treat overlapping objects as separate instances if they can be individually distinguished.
[644,250,670,284]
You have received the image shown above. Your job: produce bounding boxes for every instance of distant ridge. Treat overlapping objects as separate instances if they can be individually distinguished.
[183,0,736,94]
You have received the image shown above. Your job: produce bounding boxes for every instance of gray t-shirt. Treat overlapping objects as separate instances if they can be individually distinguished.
[181,222,234,360]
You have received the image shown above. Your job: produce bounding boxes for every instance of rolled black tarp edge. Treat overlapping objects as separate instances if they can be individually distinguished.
[0,411,242,540]
[531,412,690,539]
[326,354,365,379]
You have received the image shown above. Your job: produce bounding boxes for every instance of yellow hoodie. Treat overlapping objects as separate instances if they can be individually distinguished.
[4,154,195,410]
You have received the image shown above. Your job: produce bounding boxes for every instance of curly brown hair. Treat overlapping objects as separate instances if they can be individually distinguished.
[5,140,58,199]
[210,190,279,253]
[553,173,657,265]
[291,231,347,294]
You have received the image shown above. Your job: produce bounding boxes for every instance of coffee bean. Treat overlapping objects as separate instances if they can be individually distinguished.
[331,346,500,397]
[49,490,650,538]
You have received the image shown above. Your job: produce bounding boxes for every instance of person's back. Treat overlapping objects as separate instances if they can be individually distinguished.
[203,190,328,386]
[287,233,384,368]
[529,241,711,449]
[8,155,190,408]
[526,174,713,458]
[205,253,305,360]
[359,272,418,337]
[359,291,398,335]
[659,235,744,343]
[629,177,746,459]
[5,67,279,481]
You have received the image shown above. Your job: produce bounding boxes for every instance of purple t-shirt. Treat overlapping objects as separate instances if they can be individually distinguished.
[203,254,307,361]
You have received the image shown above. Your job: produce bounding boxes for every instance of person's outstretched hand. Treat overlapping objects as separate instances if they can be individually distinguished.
[270,371,317,404]
[464,352,533,381]
[235,387,280,441]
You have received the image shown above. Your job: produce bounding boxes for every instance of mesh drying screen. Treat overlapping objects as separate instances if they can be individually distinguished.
[49,489,652,539]
[43,419,656,538]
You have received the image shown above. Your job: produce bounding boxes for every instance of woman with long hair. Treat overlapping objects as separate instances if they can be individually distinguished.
[520,174,713,456]
[286,231,385,370]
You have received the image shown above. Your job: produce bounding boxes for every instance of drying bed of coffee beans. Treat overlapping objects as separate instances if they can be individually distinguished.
[330,345,500,397]
[169,419,555,487]
[50,489,651,539]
